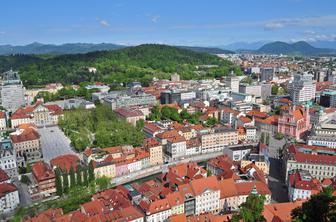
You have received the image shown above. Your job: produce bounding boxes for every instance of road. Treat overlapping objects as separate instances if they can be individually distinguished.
[267,134,289,203]
[38,126,79,163]
[112,142,258,186]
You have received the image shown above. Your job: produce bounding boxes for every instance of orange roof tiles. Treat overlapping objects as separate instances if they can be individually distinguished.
[115,107,144,118]
[263,201,304,222]
[81,200,104,216]
[0,183,17,198]
[32,161,55,182]
[246,110,268,119]
[50,154,80,173]
[239,116,252,124]
[190,176,219,196]
[218,178,238,198]
[25,208,63,222]
[0,168,9,183]
[235,181,271,196]
[10,127,40,143]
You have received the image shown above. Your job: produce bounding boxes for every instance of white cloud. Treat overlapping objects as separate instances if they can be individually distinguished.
[264,22,284,30]
[100,20,110,27]
[170,15,336,31]
[264,15,336,30]
[151,15,160,23]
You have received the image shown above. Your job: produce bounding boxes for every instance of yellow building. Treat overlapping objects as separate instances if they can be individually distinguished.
[144,138,163,166]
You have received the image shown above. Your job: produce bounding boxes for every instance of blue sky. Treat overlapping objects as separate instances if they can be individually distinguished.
[1,0,336,46]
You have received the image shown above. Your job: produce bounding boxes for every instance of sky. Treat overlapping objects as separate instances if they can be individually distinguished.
[1,0,336,46]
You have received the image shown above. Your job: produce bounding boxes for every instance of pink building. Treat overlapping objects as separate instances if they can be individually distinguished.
[115,162,129,176]
[278,105,311,140]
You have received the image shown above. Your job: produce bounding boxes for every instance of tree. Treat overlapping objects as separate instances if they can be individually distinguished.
[136,119,145,130]
[76,165,82,186]
[69,166,76,188]
[88,161,95,182]
[83,167,89,186]
[20,175,31,185]
[62,172,69,193]
[149,105,161,121]
[272,85,279,95]
[180,109,191,120]
[95,176,110,191]
[205,117,218,126]
[234,193,266,222]
[265,133,270,145]
[291,189,336,222]
[260,132,265,144]
[54,168,63,196]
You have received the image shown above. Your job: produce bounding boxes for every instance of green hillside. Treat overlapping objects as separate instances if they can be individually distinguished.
[0,44,241,87]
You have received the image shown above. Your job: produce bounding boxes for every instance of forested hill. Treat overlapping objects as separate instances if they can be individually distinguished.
[0,44,241,87]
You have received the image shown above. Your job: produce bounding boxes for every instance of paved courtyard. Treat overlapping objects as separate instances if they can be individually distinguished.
[38,126,79,163]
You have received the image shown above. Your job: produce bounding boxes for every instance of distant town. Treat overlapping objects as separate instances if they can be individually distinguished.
[1,52,336,222]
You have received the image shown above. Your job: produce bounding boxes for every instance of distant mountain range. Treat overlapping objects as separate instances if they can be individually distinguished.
[177,46,234,54]
[256,41,336,55]
[1,41,335,56]
[0,42,234,55]
[0,42,126,55]
[221,41,270,51]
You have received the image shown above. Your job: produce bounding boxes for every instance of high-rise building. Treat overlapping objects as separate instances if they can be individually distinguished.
[260,67,274,82]
[225,72,240,93]
[0,70,26,111]
[288,73,316,104]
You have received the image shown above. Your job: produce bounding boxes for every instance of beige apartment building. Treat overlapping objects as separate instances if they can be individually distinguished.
[144,138,163,166]
[200,127,238,153]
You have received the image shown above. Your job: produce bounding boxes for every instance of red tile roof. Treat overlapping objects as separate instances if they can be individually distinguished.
[0,168,9,183]
[239,116,252,124]
[25,208,63,222]
[32,161,55,182]
[81,200,104,216]
[263,201,304,222]
[246,110,268,119]
[0,183,17,198]
[289,171,321,192]
[236,181,271,196]
[10,127,40,143]
[190,176,219,196]
[139,198,171,215]
[115,107,144,118]
[50,154,80,173]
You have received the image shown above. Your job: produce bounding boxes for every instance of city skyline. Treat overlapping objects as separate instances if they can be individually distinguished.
[1,0,336,46]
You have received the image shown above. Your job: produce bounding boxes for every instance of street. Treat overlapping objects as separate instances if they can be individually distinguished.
[112,142,259,186]
[38,126,79,163]
[267,134,288,203]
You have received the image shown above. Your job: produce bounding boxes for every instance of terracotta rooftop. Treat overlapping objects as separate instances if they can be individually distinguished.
[263,201,304,222]
[25,208,63,222]
[190,176,219,196]
[246,110,268,119]
[50,154,80,173]
[0,168,10,183]
[32,161,55,182]
[0,183,17,198]
[235,181,271,196]
[10,127,40,143]
[115,107,144,118]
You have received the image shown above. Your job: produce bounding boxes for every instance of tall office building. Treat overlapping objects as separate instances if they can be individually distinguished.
[288,73,316,104]
[225,71,240,93]
[0,70,26,111]
[260,67,274,82]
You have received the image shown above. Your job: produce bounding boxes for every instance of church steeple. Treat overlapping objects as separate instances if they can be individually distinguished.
[251,184,258,195]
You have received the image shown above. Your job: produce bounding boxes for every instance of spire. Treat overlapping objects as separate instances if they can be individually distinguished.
[251,184,258,195]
